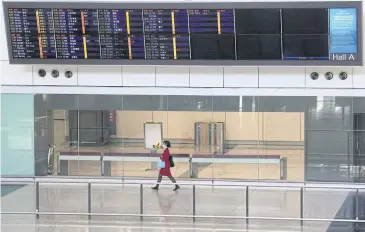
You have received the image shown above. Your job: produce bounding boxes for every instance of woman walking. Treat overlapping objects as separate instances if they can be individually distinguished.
[152,141,180,191]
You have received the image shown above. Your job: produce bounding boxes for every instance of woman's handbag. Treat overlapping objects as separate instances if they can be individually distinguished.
[169,155,175,168]
[158,160,166,169]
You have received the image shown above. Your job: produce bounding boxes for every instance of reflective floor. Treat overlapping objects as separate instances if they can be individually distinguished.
[1,180,362,232]
[2,215,364,232]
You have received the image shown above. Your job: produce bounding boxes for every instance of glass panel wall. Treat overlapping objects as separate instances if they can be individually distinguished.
[306,97,354,181]
[2,93,365,182]
[258,96,307,181]
[1,93,35,176]
[353,97,365,183]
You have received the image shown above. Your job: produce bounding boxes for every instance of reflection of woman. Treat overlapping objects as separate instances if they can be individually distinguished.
[156,191,177,222]
[152,141,180,191]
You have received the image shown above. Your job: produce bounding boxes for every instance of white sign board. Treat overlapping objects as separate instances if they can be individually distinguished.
[144,122,163,149]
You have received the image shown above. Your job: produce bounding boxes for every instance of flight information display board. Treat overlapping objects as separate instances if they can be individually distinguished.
[3,1,362,66]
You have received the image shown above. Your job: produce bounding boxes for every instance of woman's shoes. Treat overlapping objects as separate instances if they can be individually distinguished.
[151,185,180,191]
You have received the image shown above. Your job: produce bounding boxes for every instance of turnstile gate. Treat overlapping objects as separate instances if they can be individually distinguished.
[194,122,224,153]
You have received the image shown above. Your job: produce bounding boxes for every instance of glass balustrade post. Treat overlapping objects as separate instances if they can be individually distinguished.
[355,189,360,220]
[193,185,196,222]
[88,183,91,221]
[140,184,143,221]
[36,182,39,219]
[300,187,304,228]
[246,186,249,225]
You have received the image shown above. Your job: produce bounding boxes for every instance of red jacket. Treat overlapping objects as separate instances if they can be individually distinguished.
[159,148,171,176]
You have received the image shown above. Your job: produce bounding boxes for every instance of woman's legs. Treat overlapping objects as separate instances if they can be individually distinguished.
[168,176,180,191]
[167,175,176,183]
[152,174,163,189]
[152,174,180,191]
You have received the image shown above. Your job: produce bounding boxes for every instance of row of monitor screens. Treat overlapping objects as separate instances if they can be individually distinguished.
[12,34,329,60]
[6,7,358,61]
[7,8,331,35]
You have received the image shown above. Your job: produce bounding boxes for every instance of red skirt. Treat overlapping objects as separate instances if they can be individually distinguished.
[159,166,171,176]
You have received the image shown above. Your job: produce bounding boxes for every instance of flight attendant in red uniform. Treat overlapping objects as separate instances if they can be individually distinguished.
[152,141,180,191]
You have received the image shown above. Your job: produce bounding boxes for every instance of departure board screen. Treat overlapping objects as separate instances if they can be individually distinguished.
[145,34,189,59]
[143,9,188,34]
[189,9,234,34]
[97,9,143,34]
[99,34,145,59]
[4,2,362,66]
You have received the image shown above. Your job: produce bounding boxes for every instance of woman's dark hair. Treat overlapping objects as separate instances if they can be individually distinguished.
[163,140,171,148]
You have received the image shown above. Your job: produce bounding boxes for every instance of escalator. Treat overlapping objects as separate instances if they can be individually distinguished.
[326,191,365,232]
[353,113,365,183]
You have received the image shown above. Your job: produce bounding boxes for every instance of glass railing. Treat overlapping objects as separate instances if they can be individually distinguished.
[41,139,365,183]
[1,177,365,231]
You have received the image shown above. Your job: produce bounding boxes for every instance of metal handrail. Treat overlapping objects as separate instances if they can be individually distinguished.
[1,211,365,223]
[1,177,365,227]
[2,177,365,189]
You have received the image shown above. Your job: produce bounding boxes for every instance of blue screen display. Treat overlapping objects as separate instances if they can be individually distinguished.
[329,8,357,60]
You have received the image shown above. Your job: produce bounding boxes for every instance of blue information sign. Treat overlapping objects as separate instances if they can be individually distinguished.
[329,8,357,61]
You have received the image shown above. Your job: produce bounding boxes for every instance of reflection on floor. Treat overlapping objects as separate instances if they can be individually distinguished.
[327,191,365,232]
[1,180,352,232]
[2,215,363,232]
[1,185,25,197]
[53,145,304,181]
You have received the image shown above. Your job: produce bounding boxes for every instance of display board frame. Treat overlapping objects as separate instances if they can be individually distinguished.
[144,122,163,149]
[3,1,363,66]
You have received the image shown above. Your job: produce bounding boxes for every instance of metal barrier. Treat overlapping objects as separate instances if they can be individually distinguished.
[1,177,365,229]
[57,152,287,179]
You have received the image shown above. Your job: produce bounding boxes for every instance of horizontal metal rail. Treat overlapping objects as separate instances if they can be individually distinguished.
[1,211,365,223]
[2,177,365,190]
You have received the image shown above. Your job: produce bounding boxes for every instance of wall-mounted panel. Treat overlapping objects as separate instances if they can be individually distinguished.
[189,66,223,87]
[32,66,78,86]
[363,6,365,63]
[78,66,122,86]
[258,67,306,88]
[223,67,258,87]
[122,66,155,86]
[305,68,353,88]
[1,62,33,85]
[2,1,362,66]
[156,66,189,87]
[0,2,8,61]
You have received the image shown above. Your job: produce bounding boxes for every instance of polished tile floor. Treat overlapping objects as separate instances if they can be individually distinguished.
[0,180,357,232]
[2,215,362,232]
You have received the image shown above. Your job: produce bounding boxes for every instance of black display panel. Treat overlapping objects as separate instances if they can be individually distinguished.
[282,8,329,34]
[236,35,282,60]
[235,9,281,34]
[190,34,235,60]
[3,2,362,66]
[283,34,329,60]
